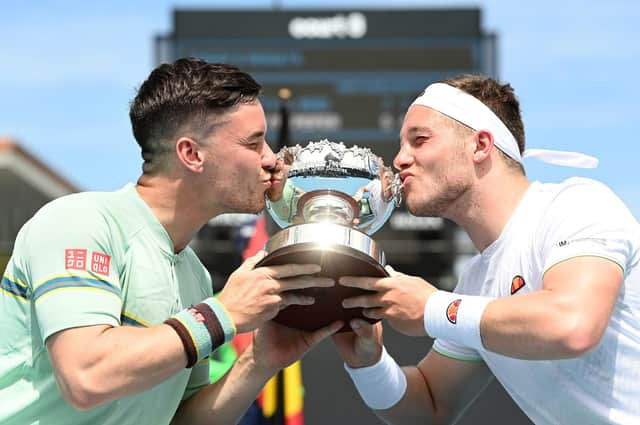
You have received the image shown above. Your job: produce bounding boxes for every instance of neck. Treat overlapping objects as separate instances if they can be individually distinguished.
[449,171,530,252]
[136,173,212,253]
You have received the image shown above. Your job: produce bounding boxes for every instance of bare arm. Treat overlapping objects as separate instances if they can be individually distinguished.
[333,320,491,425]
[480,256,623,359]
[47,324,188,410]
[47,253,334,410]
[341,256,623,359]
[376,351,492,425]
[170,343,269,425]
[171,320,342,425]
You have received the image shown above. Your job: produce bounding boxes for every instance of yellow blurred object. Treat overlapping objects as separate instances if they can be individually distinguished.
[283,362,304,417]
[261,372,278,418]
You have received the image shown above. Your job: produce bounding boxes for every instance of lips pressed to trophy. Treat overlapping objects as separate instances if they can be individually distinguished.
[258,140,402,332]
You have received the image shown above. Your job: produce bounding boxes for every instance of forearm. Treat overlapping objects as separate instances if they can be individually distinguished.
[480,290,599,359]
[345,348,442,425]
[49,324,187,409]
[174,318,344,424]
[425,288,603,360]
[471,256,621,359]
[374,366,440,425]
[171,343,274,425]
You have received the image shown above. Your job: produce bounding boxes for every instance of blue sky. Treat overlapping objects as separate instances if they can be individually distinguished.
[1,0,639,219]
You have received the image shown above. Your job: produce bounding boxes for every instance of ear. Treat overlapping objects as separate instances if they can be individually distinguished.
[472,130,495,164]
[175,137,205,173]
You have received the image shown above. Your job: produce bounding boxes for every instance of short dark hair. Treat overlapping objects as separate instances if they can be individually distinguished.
[129,57,262,173]
[440,75,525,173]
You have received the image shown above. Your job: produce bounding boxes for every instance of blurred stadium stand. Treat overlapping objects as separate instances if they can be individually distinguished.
[0,138,79,273]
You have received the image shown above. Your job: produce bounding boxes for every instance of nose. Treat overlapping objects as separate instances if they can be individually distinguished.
[262,142,277,171]
[393,144,413,171]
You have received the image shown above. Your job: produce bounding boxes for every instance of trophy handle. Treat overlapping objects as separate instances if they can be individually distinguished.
[381,168,403,208]
[391,173,403,207]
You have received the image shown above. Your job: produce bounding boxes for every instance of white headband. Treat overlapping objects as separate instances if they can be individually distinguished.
[411,83,598,169]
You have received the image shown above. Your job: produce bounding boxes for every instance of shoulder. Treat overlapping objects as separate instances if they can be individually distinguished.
[546,177,621,205]
[36,190,118,217]
[541,177,635,225]
[535,178,639,271]
[24,191,117,232]
[15,190,127,256]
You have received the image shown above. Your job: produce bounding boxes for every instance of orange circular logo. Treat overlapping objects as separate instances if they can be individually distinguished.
[446,299,462,324]
[511,275,526,295]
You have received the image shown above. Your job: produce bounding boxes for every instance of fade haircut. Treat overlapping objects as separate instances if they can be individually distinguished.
[440,75,526,174]
[129,57,262,174]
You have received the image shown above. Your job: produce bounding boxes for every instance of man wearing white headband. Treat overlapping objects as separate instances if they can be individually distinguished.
[335,75,640,424]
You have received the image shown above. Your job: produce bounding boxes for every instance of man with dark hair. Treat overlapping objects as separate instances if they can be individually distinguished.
[0,57,341,425]
[334,75,640,424]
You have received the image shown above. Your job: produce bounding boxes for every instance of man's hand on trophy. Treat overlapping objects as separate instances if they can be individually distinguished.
[332,320,384,368]
[218,251,335,334]
[339,266,438,337]
[250,320,344,375]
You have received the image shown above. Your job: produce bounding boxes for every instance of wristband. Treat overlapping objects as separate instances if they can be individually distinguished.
[203,297,236,342]
[165,297,237,368]
[424,291,493,351]
[344,347,407,410]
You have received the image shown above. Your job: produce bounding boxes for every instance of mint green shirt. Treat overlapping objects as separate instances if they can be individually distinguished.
[0,184,212,425]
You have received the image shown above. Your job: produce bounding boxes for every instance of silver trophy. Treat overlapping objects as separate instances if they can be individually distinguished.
[258,140,402,331]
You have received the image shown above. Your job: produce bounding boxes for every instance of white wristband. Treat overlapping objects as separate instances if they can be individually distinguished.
[344,347,407,410]
[424,291,493,351]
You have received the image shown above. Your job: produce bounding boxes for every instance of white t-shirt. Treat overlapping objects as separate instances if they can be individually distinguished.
[433,177,640,425]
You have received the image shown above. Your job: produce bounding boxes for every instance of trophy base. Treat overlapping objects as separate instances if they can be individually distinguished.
[256,223,389,332]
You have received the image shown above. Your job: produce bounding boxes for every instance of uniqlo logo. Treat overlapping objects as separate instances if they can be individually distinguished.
[65,249,87,270]
[90,252,111,276]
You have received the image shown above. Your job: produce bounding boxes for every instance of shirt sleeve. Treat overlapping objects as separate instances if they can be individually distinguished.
[432,339,483,362]
[538,179,637,274]
[21,198,123,342]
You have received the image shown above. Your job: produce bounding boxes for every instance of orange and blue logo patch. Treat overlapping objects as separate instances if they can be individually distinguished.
[511,275,526,295]
[446,299,462,324]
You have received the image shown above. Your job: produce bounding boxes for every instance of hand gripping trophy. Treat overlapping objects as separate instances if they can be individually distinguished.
[259,140,402,331]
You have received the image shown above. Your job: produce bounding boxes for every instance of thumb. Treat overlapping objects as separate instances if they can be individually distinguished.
[349,319,377,339]
[385,264,403,277]
[308,321,344,347]
[239,250,267,271]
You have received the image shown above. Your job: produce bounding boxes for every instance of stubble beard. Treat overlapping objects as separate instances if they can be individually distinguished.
[215,176,267,215]
[407,179,469,218]
[227,191,266,215]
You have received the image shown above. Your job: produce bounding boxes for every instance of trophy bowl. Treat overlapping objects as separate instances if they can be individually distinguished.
[258,140,401,332]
